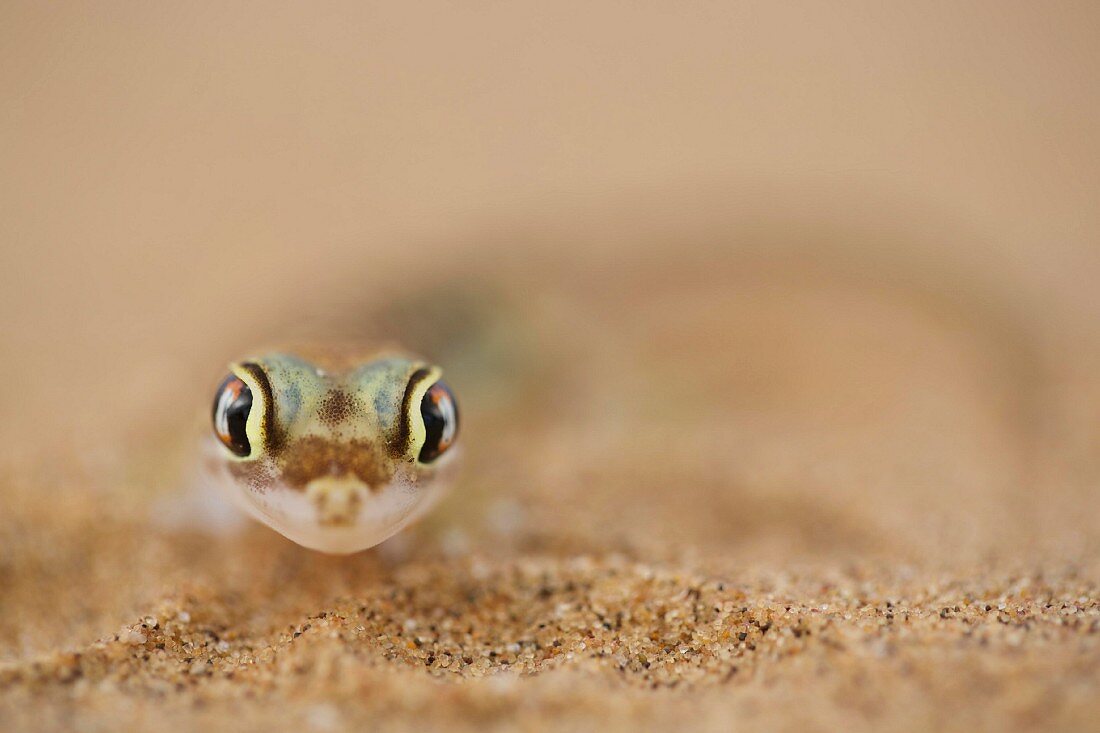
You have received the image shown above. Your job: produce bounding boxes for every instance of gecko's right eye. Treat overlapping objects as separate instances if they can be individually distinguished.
[212,374,253,457]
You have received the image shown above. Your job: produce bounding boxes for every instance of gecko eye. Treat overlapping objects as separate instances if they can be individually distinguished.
[212,374,253,457]
[419,380,458,463]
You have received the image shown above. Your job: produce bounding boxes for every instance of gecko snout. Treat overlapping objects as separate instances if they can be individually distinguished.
[304,476,370,526]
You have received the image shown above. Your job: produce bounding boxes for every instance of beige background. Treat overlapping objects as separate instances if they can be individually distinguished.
[2,1,1099,448]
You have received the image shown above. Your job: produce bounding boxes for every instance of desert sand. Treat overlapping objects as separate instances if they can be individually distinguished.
[3,235,1099,731]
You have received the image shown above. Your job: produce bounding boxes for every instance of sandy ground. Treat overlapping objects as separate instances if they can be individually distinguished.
[2,3,1099,731]
[2,236,1099,732]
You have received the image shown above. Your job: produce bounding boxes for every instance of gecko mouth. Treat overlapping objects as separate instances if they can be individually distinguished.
[206,440,459,554]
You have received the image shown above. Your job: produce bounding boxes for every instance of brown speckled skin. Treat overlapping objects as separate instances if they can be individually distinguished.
[224,349,440,494]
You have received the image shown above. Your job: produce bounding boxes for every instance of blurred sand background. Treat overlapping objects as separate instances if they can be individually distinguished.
[1,2,1099,731]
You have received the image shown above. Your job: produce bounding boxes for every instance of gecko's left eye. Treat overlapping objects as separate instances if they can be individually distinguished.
[213,374,253,457]
[419,380,458,463]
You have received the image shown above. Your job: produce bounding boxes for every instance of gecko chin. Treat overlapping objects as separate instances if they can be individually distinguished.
[203,442,461,554]
[240,476,445,555]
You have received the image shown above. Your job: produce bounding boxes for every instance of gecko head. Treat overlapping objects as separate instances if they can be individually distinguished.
[204,350,460,553]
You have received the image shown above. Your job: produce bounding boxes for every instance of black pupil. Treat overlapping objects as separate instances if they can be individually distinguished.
[418,381,457,463]
[213,375,253,457]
